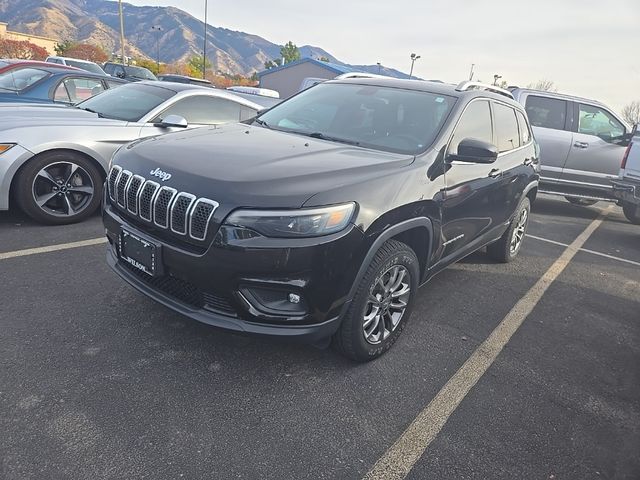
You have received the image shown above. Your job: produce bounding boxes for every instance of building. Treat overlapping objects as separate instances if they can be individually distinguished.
[0,22,57,55]
[257,58,354,99]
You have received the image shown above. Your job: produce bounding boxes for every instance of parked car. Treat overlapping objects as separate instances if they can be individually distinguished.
[227,86,280,99]
[0,81,274,224]
[0,59,125,105]
[612,123,640,224]
[103,62,157,82]
[157,74,213,87]
[511,88,630,205]
[45,56,107,75]
[102,79,539,361]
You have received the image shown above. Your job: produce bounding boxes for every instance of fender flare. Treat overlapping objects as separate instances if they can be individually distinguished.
[346,217,434,302]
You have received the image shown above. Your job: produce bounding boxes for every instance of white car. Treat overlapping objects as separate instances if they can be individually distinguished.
[46,56,107,76]
[0,81,276,224]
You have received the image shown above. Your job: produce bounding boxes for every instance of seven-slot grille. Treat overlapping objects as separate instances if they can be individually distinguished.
[108,166,219,241]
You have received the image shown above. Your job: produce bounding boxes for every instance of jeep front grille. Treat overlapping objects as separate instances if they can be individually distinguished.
[108,166,219,241]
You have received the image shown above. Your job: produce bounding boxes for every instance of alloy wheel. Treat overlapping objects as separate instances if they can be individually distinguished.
[363,264,411,345]
[510,207,528,254]
[31,162,95,217]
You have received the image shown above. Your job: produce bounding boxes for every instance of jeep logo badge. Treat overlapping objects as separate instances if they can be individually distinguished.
[150,167,172,182]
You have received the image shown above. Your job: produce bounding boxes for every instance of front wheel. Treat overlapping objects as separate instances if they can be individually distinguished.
[622,202,640,225]
[333,240,419,362]
[15,151,103,225]
[487,197,531,263]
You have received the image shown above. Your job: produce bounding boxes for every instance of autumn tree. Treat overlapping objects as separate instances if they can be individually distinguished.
[526,79,557,92]
[280,41,300,64]
[0,38,48,60]
[63,43,108,63]
[621,101,640,126]
[187,54,212,78]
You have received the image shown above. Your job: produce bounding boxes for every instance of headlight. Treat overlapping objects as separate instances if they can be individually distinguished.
[225,203,356,238]
[0,144,15,155]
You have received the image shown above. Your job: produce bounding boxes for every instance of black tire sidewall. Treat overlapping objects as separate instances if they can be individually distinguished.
[622,203,640,225]
[340,241,419,361]
[16,151,103,225]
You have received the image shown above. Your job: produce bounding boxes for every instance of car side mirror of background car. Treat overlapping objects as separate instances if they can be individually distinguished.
[155,115,188,129]
[447,138,499,164]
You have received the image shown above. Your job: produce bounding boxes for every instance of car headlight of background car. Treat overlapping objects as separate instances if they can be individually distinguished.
[225,202,356,238]
[0,144,16,155]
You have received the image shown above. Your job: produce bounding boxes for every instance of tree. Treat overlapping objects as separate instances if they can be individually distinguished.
[263,58,282,70]
[186,55,212,77]
[135,58,164,76]
[54,40,75,56]
[621,101,640,125]
[526,79,557,92]
[64,43,108,63]
[0,38,48,60]
[280,41,300,64]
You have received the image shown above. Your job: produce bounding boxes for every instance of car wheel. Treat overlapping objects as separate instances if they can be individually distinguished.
[332,239,419,362]
[15,151,103,225]
[487,197,531,263]
[565,196,598,206]
[622,202,640,225]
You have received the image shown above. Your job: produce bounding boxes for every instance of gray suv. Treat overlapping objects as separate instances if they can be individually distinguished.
[511,88,629,205]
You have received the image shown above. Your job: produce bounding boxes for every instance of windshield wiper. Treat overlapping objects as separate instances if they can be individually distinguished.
[78,107,105,118]
[305,132,360,146]
[253,118,271,129]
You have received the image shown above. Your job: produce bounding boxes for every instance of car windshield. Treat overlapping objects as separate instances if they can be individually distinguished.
[65,60,105,75]
[75,83,175,121]
[257,83,455,155]
[125,66,157,80]
[0,68,49,92]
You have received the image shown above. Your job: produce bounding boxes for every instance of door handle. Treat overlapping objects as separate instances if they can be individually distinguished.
[523,158,533,166]
[488,168,502,178]
[573,141,589,149]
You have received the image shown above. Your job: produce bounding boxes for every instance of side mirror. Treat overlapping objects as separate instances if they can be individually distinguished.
[116,72,125,79]
[155,114,188,129]
[448,138,498,164]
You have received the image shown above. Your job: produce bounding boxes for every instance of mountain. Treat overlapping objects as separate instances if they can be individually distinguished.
[0,0,410,78]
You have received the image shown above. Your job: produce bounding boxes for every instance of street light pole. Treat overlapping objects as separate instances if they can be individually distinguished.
[377,62,382,74]
[493,74,502,86]
[202,0,208,79]
[409,53,421,79]
[151,26,162,73]
[118,0,126,64]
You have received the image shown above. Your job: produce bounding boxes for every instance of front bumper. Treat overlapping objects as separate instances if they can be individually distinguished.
[103,201,366,342]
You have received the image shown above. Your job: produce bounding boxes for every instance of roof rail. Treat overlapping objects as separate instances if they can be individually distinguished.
[455,81,514,99]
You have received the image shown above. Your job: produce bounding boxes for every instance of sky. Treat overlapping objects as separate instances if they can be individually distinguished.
[125,0,640,112]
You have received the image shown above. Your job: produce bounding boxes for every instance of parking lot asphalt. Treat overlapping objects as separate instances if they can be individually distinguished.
[1,195,638,480]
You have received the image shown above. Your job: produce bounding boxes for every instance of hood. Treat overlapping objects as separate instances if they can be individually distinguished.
[114,123,415,209]
[0,105,128,127]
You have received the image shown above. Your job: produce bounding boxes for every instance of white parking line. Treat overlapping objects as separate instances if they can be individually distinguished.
[0,237,107,261]
[362,209,610,480]
[527,234,640,268]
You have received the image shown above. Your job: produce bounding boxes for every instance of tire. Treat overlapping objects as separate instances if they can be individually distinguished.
[487,197,531,263]
[15,151,103,225]
[565,196,598,207]
[622,202,640,225]
[332,239,419,362]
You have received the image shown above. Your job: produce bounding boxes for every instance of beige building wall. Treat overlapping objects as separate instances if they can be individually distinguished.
[259,63,341,99]
[0,22,58,55]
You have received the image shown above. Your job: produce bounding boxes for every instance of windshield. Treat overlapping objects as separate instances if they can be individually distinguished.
[257,83,455,155]
[0,68,49,92]
[65,60,105,75]
[75,83,175,121]
[125,66,157,80]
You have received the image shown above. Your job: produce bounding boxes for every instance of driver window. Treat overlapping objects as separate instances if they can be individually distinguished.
[449,100,493,154]
[578,103,624,141]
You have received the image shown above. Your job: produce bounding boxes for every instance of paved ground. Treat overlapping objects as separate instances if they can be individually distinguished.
[0,195,638,480]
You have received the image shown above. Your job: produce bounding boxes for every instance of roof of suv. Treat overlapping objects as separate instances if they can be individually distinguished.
[509,87,609,108]
[328,77,525,109]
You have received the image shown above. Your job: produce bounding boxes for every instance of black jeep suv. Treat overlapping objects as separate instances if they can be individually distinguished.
[103,78,539,361]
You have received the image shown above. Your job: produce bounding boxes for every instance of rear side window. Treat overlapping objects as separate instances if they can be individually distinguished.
[493,103,521,152]
[449,100,493,154]
[0,68,49,91]
[516,111,532,145]
[525,95,567,130]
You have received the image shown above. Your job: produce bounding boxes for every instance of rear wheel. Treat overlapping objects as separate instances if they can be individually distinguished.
[565,196,598,207]
[487,197,531,263]
[333,239,419,362]
[622,202,640,225]
[15,151,103,225]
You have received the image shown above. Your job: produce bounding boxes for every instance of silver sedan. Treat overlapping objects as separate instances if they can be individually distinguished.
[0,81,277,224]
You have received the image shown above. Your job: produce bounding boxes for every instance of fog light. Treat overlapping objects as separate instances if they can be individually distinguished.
[288,293,301,304]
